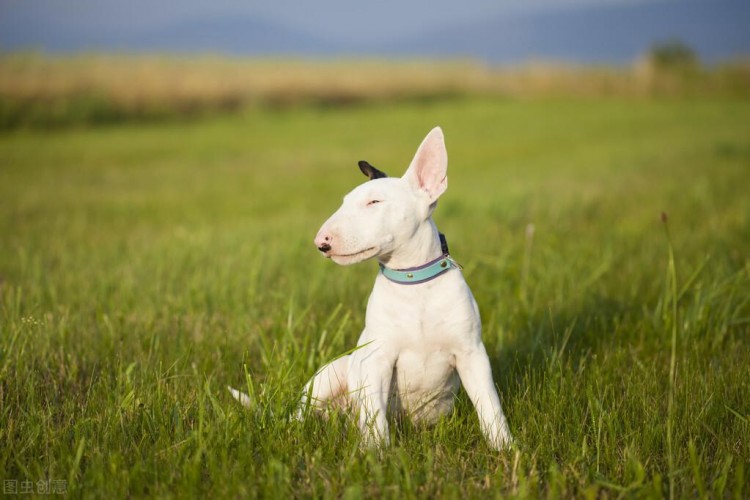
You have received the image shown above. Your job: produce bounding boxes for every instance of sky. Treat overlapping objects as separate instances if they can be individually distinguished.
[1,0,645,42]
[1,0,748,63]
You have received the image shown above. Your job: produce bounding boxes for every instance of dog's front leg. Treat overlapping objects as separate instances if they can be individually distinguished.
[297,354,350,418]
[456,343,513,450]
[349,346,395,448]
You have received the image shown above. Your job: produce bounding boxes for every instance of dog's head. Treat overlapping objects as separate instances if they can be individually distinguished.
[314,127,448,265]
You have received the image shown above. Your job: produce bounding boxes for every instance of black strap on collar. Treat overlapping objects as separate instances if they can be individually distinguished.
[439,232,450,255]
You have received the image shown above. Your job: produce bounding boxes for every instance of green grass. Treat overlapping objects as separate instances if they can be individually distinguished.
[1,97,749,498]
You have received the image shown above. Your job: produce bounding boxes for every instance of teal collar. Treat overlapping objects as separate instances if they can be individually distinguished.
[379,255,458,285]
[378,233,460,285]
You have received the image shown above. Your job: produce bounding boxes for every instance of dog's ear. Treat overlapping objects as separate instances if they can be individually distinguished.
[358,160,388,180]
[403,127,448,203]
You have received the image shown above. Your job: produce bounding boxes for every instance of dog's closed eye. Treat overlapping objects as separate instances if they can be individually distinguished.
[367,200,382,206]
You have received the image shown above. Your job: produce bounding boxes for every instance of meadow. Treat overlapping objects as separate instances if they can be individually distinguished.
[2,53,749,129]
[1,68,749,497]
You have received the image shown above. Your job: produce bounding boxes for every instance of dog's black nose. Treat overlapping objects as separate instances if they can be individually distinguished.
[318,243,332,253]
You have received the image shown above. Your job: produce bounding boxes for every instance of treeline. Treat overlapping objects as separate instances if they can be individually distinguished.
[1,52,748,130]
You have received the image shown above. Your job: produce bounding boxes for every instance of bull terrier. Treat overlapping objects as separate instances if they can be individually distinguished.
[294,127,513,449]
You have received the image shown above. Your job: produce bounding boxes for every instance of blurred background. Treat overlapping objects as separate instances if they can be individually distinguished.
[1,5,749,495]
[1,0,749,128]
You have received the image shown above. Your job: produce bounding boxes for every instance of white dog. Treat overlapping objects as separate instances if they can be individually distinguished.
[293,127,513,450]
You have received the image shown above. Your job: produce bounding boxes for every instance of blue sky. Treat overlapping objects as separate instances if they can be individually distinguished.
[1,0,748,63]
[1,0,643,42]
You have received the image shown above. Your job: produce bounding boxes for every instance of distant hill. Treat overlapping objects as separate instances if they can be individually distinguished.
[380,0,750,63]
[1,0,748,63]
[0,13,338,56]
[118,16,341,55]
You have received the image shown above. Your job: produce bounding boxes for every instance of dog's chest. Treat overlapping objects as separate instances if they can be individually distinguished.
[390,347,460,422]
[364,270,481,350]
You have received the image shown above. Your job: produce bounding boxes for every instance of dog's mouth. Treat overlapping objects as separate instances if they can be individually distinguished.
[327,247,378,265]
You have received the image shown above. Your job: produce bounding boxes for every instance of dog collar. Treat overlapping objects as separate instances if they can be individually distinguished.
[379,233,460,285]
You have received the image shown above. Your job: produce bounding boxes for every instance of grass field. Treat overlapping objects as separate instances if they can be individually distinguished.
[1,96,749,497]
[2,54,749,130]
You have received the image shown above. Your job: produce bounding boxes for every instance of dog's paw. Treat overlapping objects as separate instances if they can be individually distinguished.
[491,430,516,451]
[359,432,390,451]
[358,421,391,451]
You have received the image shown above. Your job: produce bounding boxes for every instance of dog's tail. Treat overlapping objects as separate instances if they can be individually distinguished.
[227,386,253,408]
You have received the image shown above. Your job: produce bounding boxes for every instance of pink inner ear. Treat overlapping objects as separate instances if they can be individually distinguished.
[404,127,448,201]
[419,156,441,193]
[416,142,447,198]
